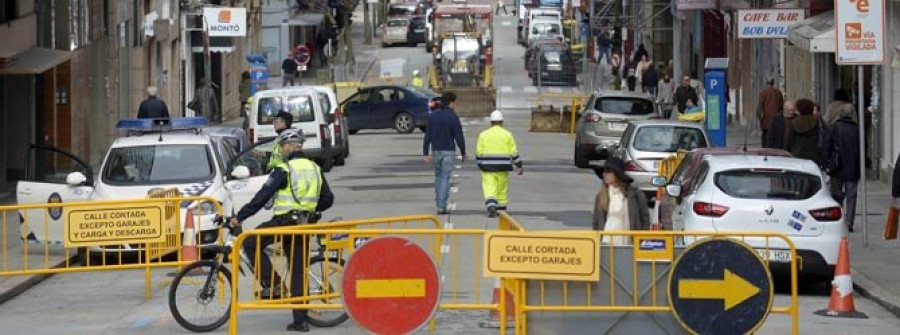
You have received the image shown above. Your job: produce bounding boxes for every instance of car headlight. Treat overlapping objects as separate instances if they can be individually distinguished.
[192,201,219,216]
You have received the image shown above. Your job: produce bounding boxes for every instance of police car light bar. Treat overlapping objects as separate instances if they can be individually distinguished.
[116,117,208,130]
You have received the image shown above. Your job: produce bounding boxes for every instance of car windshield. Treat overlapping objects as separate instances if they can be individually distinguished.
[388,19,408,27]
[595,97,654,115]
[441,38,479,60]
[102,145,214,185]
[257,95,316,125]
[388,6,415,16]
[532,22,560,35]
[633,126,707,152]
[714,169,821,200]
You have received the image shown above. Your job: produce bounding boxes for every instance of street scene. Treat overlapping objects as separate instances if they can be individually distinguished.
[2,0,900,334]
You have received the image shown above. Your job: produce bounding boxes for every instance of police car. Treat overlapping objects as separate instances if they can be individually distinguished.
[16,118,275,252]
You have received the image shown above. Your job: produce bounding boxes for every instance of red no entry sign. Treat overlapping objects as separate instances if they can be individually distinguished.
[342,237,441,335]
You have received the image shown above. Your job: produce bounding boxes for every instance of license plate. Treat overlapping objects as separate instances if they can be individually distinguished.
[607,122,627,131]
[414,29,425,33]
[298,65,307,71]
[756,249,792,263]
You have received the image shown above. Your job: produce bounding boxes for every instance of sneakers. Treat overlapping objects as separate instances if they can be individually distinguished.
[286,321,310,332]
[487,207,498,218]
[257,284,284,299]
[437,207,450,215]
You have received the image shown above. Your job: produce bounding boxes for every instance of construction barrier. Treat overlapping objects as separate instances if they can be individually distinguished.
[0,191,223,298]
[528,94,585,134]
[226,213,799,335]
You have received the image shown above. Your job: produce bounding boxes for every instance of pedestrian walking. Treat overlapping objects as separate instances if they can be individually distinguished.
[495,0,508,15]
[757,78,785,147]
[410,70,424,88]
[656,72,674,119]
[673,75,698,114]
[476,111,524,218]
[591,157,650,245]
[641,63,658,97]
[597,31,612,65]
[282,53,299,86]
[824,88,856,127]
[239,71,252,130]
[624,59,637,91]
[785,98,821,165]
[765,101,796,150]
[190,78,219,123]
[423,92,467,214]
[821,103,860,232]
[229,129,334,333]
[137,86,170,119]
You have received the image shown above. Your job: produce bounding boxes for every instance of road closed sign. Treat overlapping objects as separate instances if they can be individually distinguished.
[64,203,166,247]
[484,232,600,281]
[737,9,805,39]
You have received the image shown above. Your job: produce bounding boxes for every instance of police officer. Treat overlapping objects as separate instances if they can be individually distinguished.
[476,110,523,218]
[267,110,295,170]
[230,129,334,332]
[410,70,424,88]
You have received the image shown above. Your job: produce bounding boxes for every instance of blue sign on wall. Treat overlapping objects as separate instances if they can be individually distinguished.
[246,54,268,95]
[704,70,727,147]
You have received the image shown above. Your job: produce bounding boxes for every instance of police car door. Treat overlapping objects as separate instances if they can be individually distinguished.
[224,138,276,230]
[16,145,94,244]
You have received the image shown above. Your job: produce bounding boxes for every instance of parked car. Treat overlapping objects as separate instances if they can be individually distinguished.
[341,85,440,134]
[408,15,427,46]
[383,17,411,47]
[655,148,792,230]
[661,155,846,278]
[609,120,709,202]
[207,127,251,154]
[526,41,577,86]
[526,17,563,47]
[387,2,422,16]
[308,85,350,166]
[573,90,660,168]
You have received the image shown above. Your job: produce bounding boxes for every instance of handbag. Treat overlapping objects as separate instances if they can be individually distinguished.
[885,199,899,240]
[187,97,200,111]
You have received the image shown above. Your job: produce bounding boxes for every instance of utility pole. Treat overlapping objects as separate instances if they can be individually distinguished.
[364,2,372,44]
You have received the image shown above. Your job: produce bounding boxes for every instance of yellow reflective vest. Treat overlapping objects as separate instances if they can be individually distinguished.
[476,125,521,172]
[273,158,322,214]
[267,137,284,171]
[411,77,424,88]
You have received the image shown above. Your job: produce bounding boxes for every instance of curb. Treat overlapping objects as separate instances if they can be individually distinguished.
[0,256,75,305]
[851,268,900,318]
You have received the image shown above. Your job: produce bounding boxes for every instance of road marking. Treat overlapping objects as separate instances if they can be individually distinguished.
[451,186,459,193]
[549,87,563,93]
[502,21,512,26]
[449,202,457,210]
[357,279,426,298]
[500,86,513,93]
[524,86,537,93]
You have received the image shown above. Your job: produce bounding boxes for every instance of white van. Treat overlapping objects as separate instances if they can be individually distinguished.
[248,87,336,171]
[519,8,561,45]
[527,17,564,47]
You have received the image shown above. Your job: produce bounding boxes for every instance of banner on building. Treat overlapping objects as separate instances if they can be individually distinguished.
[835,0,886,64]
[675,0,716,11]
[203,7,247,37]
[737,9,805,39]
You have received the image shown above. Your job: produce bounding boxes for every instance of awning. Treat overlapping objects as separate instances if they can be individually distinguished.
[0,48,72,75]
[787,11,834,53]
[282,13,325,27]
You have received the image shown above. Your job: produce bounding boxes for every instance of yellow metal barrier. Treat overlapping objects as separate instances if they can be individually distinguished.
[226,215,798,335]
[0,195,223,298]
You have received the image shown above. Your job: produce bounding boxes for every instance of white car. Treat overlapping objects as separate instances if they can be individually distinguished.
[16,118,275,253]
[663,155,847,278]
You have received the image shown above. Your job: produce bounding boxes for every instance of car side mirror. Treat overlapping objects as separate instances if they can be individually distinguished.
[651,176,667,187]
[231,166,251,180]
[66,172,88,186]
[665,184,682,198]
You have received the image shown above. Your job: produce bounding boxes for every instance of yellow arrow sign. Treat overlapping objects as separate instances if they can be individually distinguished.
[678,269,760,311]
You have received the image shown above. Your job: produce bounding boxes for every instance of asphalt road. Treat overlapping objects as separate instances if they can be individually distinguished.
[1,3,899,334]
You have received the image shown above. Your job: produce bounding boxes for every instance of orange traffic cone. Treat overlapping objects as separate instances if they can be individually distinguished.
[181,208,199,262]
[479,278,515,328]
[814,237,868,318]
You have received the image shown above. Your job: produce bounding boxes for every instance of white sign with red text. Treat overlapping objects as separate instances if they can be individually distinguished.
[737,9,805,39]
[835,0,886,64]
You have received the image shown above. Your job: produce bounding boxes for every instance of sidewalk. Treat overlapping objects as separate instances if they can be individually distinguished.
[724,120,900,317]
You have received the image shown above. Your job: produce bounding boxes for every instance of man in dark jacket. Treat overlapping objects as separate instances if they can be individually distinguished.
[757,79,784,147]
[641,65,659,97]
[137,86,170,119]
[766,101,795,150]
[423,92,467,214]
[673,75,699,114]
[786,98,820,165]
[821,104,860,232]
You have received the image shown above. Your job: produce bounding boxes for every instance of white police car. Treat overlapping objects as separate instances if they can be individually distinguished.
[16,118,275,252]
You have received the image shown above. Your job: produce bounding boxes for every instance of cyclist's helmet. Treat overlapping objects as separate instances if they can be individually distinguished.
[278,128,305,144]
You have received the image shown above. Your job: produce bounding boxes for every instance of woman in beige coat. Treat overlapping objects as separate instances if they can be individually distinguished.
[591,158,651,245]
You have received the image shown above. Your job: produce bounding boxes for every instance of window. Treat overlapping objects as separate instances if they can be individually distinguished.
[285,95,316,122]
[346,91,370,104]
[256,97,284,125]
[532,23,560,35]
[687,163,709,196]
[373,89,394,103]
[387,19,408,27]
[406,86,436,97]
[632,126,707,152]
[102,145,214,185]
[1,0,16,24]
[69,0,91,50]
[317,93,332,114]
[714,169,821,200]
[594,97,654,115]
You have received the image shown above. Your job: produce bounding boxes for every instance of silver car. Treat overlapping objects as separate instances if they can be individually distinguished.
[382,17,410,47]
[610,120,709,202]
[573,90,659,168]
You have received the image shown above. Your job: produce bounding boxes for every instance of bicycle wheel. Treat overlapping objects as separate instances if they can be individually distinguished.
[168,260,233,332]
[306,256,349,327]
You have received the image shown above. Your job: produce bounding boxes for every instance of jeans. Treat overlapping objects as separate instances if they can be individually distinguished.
[432,151,456,210]
[830,179,859,227]
[282,73,295,86]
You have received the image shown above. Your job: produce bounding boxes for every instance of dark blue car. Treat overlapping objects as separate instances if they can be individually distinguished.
[341,85,439,134]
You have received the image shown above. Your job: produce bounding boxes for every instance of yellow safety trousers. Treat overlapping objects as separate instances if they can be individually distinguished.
[481,171,509,209]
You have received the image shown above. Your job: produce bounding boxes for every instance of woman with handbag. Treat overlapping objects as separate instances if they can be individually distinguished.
[821,103,860,232]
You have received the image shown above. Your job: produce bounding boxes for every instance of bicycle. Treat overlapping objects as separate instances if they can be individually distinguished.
[168,215,349,332]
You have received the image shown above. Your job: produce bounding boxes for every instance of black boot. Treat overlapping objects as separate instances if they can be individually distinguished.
[487,207,498,218]
[286,321,309,332]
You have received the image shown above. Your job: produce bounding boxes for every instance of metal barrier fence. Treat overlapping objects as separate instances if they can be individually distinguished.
[0,193,222,298]
[226,213,798,335]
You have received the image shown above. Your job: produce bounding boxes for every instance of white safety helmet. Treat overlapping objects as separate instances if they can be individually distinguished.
[490,110,504,122]
[278,128,305,144]
[413,69,420,76]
